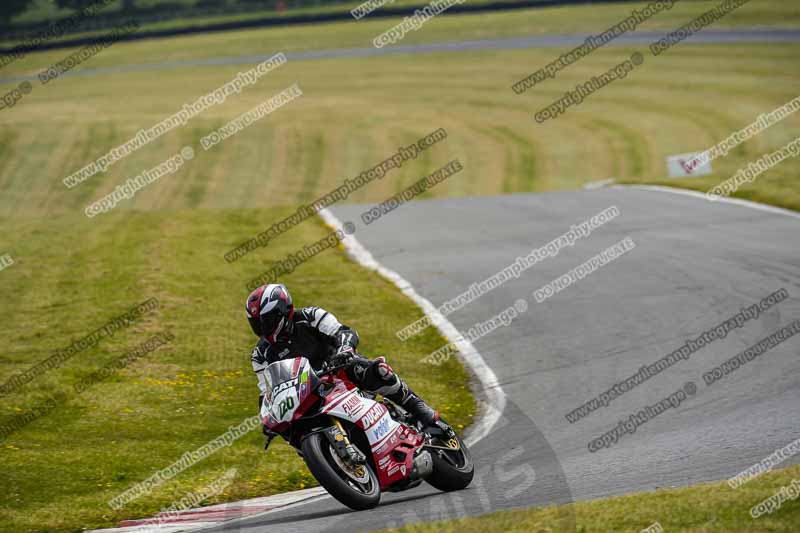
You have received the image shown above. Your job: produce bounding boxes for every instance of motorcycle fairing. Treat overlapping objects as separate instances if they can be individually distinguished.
[259,356,428,490]
[261,357,319,431]
[321,382,424,489]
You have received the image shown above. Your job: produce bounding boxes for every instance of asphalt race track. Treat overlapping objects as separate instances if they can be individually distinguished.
[205,187,800,532]
[0,28,798,85]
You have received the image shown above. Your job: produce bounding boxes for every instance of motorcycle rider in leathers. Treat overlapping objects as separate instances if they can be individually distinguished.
[247,283,451,438]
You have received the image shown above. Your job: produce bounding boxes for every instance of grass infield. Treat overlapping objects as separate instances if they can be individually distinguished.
[378,463,800,532]
[0,208,475,532]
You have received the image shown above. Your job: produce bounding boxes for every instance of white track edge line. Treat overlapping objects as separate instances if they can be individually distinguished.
[185,492,332,533]
[187,207,509,533]
[318,208,506,447]
[615,184,800,221]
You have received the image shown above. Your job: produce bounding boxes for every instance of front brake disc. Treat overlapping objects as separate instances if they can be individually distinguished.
[329,445,370,483]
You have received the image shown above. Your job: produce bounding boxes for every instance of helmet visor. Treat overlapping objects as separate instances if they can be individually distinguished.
[261,313,285,342]
[248,315,262,337]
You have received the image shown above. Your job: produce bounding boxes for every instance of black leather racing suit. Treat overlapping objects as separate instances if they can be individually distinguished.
[251,306,437,425]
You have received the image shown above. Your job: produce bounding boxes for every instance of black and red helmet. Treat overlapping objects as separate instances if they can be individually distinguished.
[246,284,294,342]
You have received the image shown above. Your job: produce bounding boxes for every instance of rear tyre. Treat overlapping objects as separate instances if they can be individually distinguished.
[426,433,474,491]
[301,431,381,510]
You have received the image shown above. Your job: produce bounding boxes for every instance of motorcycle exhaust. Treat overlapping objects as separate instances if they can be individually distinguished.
[411,450,434,480]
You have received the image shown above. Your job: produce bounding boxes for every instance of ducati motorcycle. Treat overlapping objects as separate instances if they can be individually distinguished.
[260,356,474,509]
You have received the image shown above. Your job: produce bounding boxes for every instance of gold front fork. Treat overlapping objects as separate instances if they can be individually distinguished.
[331,417,349,445]
[331,417,366,477]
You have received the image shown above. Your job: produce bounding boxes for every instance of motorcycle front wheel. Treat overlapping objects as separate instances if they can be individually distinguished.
[301,431,381,510]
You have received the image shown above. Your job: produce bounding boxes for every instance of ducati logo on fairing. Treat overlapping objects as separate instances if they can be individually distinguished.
[272,378,297,397]
[360,403,384,428]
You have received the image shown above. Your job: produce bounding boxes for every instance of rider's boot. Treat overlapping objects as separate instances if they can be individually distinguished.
[386,381,453,435]
[370,357,455,434]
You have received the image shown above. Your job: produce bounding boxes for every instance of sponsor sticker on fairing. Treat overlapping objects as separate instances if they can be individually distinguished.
[271,378,297,397]
[367,412,399,446]
[342,394,365,417]
[373,417,391,440]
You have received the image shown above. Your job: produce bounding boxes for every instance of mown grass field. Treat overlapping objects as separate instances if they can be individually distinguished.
[381,463,800,532]
[0,1,798,532]
[1,2,799,215]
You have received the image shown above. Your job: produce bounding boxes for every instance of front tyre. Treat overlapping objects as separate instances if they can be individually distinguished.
[301,432,381,510]
[426,433,474,491]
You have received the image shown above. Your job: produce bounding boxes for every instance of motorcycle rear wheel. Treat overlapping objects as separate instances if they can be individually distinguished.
[301,432,381,510]
[426,433,474,491]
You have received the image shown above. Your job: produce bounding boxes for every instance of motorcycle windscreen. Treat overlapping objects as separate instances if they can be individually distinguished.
[262,357,308,423]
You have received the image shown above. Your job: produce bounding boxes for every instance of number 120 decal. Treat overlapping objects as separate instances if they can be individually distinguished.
[279,397,295,418]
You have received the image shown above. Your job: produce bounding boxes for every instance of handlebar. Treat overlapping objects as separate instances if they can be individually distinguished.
[319,363,349,376]
[319,356,356,376]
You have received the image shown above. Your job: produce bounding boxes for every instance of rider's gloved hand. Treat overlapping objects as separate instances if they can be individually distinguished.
[330,345,356,367]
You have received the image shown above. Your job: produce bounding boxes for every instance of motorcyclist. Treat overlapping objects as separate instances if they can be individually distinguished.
[247,283,450,432]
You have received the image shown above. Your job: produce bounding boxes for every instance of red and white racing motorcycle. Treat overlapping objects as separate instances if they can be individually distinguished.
[261,356,474,509]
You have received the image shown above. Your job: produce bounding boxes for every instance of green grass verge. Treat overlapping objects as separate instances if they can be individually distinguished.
[0,208,475,532]
[377,464,800,532]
